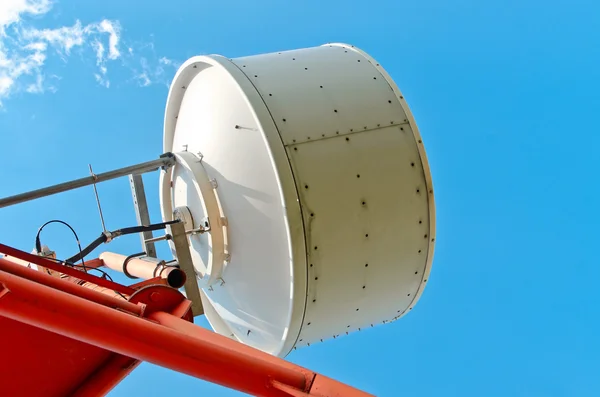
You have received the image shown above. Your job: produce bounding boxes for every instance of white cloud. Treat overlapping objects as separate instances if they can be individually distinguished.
[0,0,51,33]
[0,0,179,105]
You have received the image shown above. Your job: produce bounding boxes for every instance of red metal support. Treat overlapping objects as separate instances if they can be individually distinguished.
[0,243,135,296]
[0,244,374,397]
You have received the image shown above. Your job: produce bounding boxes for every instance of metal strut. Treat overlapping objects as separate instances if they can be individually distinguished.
[0,153,176,209]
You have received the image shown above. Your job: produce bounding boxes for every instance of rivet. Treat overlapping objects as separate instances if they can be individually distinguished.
[269,93,272,96]
[363,285,366,289]
[411,162,415,167]
[293,58,296,60]
[283,118,287,122]
[418,250,422,253]
[307,136,311,139]
[346,137,350,141]
[347,325,350,328]
[388,100,392,104]
[365,263,369,267]
[350,129,353,132]
[415,271,418,274]
[305,67,308,70]
[377,123,381,127]
[424,234,428,238]
[336,131,340,134]
[400,95,404,99]
[390,121,394,124]
[334,109,338,113]
[400,127,404,131]
[356,308,359,311]
[307,322,311,325]
[314,246,318,250]
[357,174,360,178]
[293,147,298,151]
[418,140,422,143]
[304,184,308,189]
[193,65,197,68]
[254,75,258,77]
[365,234,369,237]
[310,264,313,267]
[322,134,325,137]
[432,238,435,242]
[293,139,296,142]
[424,279,427,282]
[313,299,316,302]
[364,126,367,129]
[320,85,323,88]
[407,293,411,296]
[373,77,377,79]
[357,60,361,62]
[418,220,422,224]
[362,201,366,205]
[310,213,314,217]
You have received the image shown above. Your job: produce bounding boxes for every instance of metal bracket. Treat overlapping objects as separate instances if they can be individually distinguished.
[129,174,157,258]
[167,222,204,316]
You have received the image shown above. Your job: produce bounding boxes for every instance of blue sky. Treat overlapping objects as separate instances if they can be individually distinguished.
[1,0,600,396]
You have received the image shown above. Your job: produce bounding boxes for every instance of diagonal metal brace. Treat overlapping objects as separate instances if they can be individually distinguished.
[167,222,203,316]
[129,174,157,258]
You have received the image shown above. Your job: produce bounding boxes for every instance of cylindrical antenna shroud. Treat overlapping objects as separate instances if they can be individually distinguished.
[159,43,435,357]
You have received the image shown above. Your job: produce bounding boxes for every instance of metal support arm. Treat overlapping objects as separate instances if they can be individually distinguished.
[0,153,175,209]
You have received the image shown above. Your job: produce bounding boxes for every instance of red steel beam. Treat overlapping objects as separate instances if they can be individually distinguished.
[0,243,135,296]
[70,354,141,397]
[0,269,372,397]
[0,258,144,316]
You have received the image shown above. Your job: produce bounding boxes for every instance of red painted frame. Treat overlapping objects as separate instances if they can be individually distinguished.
[0,243,373,397]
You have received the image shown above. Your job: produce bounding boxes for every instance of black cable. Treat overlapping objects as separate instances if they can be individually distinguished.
[64,234,107,265]
[122,252,146,279]
[35,220,87,272]
[64,219,180,264]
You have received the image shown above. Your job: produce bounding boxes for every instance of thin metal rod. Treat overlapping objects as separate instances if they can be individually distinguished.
[89,164,108,233]
[0,153,175,209]
[144,235,170,244]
